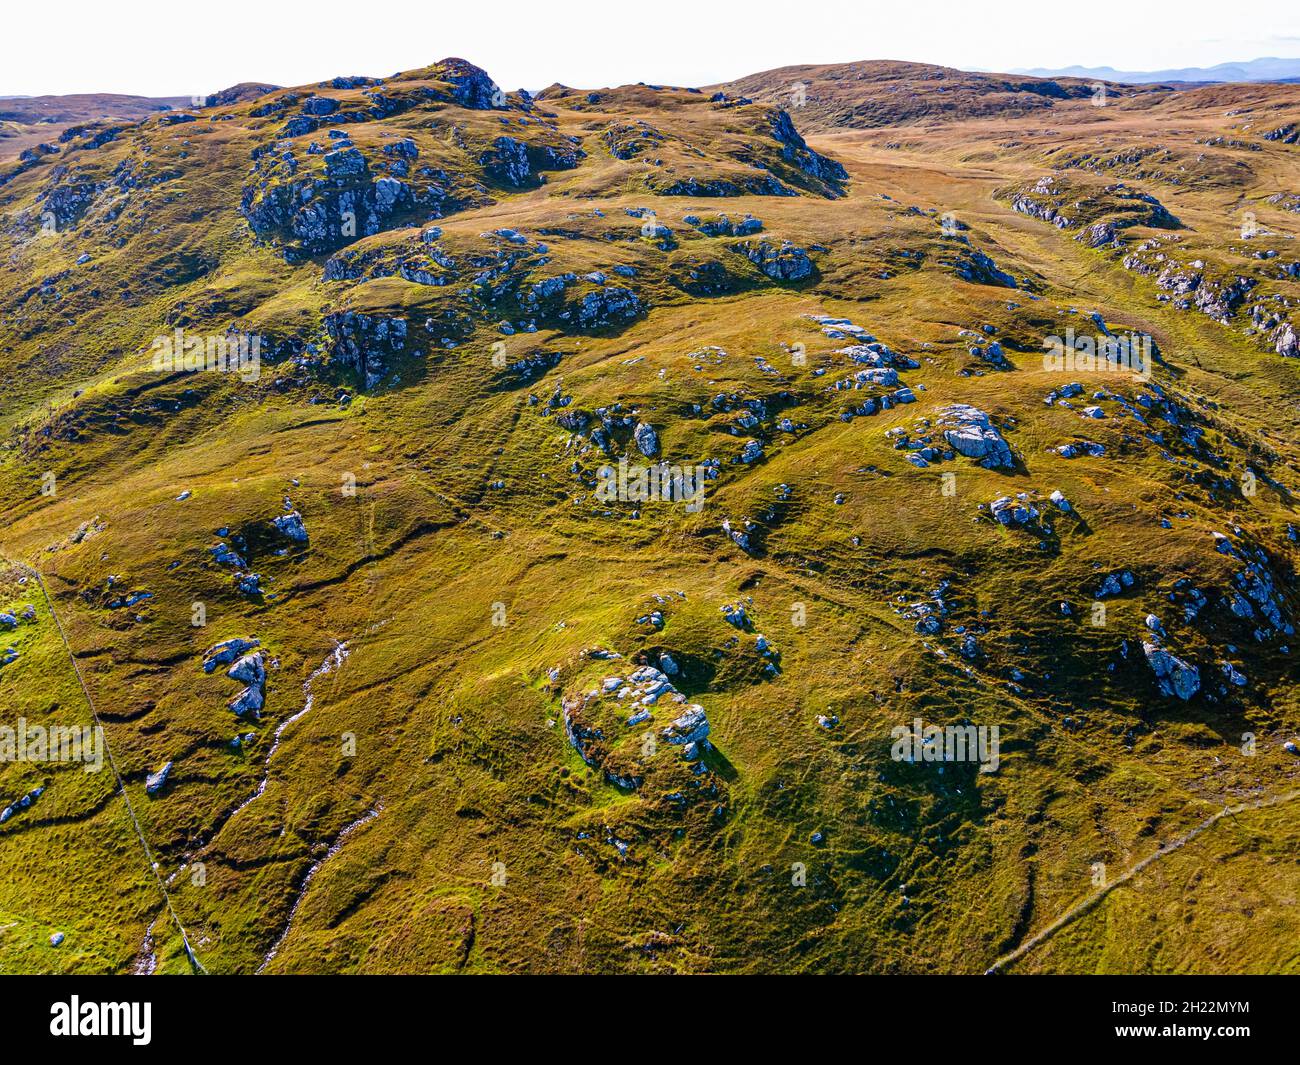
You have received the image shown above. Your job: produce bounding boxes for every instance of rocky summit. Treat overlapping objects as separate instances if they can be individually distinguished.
[0,44,1298,980]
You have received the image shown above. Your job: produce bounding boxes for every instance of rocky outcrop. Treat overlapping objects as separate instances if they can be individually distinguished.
[561,659,713,791]
[948,246,1017,288]
[325,312,409,389]
[731,239,815,281]
[938,405,1015,468]
[633,421,660,458]
[241,145,427,260]
[562,286,645,331]
[272,511,309,544]
[767,109,848,192]
[1143,641,1200,700]
[479,135,584,188]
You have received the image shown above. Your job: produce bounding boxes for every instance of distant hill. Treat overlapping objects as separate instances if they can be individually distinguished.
[1014,57,1300,84]
[710,59,1166,131]
[0,92,191,125]
[0,86,278,161]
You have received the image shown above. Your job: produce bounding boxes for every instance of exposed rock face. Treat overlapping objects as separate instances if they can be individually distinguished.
[479,134,584,187]
[439,57,504,110]
[325,312,408,389]
[480,135,532,186]
[732,239,814,281]
[39,177,104,227]
[1143,641,1200,700]
[767,109,848,191]
[241,146,424,260]
[939,405,1014,468]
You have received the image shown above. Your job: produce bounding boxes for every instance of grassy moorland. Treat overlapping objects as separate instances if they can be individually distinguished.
[0,58,1296,974]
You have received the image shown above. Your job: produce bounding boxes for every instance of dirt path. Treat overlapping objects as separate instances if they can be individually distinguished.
[986,787,1300,974]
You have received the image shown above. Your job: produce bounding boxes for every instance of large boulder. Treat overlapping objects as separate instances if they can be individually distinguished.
[940,405,1014,468]
[145,761,173,797]
[1143,641,1200,700]
[203,637,259,673]
[272,511,309,543]
[633,421,660,458]
[228,652,266,687]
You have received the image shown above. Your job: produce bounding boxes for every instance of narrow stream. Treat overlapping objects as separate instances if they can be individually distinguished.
[225,641,350,825]
[256,805,382,974]
[131,641,351,973]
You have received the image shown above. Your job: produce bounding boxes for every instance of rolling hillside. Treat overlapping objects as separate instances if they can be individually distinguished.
[0,56,1297,975]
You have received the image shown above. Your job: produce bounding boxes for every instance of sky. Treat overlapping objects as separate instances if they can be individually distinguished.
[5,0,1300,98]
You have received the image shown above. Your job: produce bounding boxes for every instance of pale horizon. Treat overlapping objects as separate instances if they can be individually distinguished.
[5,0,1300,98]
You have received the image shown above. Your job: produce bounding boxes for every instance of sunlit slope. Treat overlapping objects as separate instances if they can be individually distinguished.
[0,59,1296,973]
